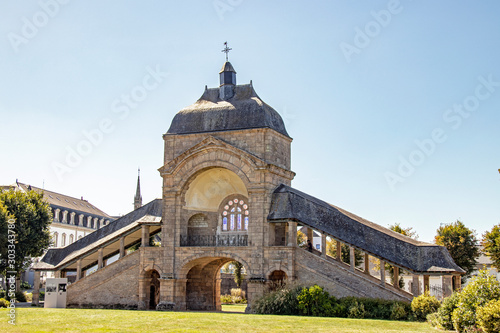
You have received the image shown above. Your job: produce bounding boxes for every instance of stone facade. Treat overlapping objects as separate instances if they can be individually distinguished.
[34,60,464,311]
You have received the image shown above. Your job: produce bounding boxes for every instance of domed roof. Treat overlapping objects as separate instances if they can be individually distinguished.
[166,83,290,137]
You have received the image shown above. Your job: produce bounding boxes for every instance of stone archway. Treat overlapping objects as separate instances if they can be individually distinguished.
[181,256,248,311]
[268,270,287,290]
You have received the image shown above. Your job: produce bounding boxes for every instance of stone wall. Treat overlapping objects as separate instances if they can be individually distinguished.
[294,249,412,301]
[67,251,140,308]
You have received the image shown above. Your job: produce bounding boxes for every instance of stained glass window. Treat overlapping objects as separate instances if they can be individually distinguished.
[222,198,249,232]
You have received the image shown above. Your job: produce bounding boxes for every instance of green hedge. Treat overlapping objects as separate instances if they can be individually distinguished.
[253,284,414,321]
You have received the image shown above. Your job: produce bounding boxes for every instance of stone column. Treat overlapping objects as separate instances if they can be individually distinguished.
[306,227,313,242]
[76,260,82,282]
[393,266,400,289]
[98,248,104,269]
[54,271,61,278]
[380,260,386,286]
[364,253,370,275]
[268,223,276,246]
[454,275,462,291]
[412,274,421,296]
[442,275,453,298]
[423,275,430,293]
[350,246,355,271]
[119,237,125,258]
[141,225,150,247]
[138,277,148,310]
[336,240,341,261]
[287,222,297,247]
[32,270,40,306]
[246,279,266,313]
[321,233,326,258]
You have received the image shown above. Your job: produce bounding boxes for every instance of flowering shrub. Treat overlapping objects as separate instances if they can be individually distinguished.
[411,292,440,321]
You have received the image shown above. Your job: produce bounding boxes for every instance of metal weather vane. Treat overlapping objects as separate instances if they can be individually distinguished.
[221,41,232,62]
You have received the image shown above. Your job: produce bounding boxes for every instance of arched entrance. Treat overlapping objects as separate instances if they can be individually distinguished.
[182,256,248,311]
[268,270,287,290]
[146,270,160,310]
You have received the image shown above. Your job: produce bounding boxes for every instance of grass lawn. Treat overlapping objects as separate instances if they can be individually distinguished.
[0,308,435,333]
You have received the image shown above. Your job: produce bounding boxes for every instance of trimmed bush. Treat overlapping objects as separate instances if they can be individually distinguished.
[411,292,440,321]
[297,285,335,317]
[452,270,500,332]
[347,300,366,319]
[477,299,500,333]
[220,294,232,304]
[390,302,409,321]
[430,292,459,330]
[0,298,10,308]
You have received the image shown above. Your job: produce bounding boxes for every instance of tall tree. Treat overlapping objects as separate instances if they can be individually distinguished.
[482,224,500,270]
[0,189,52,276]
[435,220,480,279]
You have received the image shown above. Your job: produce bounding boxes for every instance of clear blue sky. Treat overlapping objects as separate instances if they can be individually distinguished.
[1,1,499,243]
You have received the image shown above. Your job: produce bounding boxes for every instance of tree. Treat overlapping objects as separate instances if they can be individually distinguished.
[435,220,480,279]
[482,224,500,270]
[0,189,52,276]
[232,261,244,287]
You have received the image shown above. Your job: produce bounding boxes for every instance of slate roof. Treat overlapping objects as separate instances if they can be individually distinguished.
[13,182,113,218]
[35,199,162,269]
[268,184,465,274]
[166,83,290,137]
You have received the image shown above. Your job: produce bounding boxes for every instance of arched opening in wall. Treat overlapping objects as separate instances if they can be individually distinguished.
[147,270,160,310]
[181,168,249,247]
[268,270,287,290]
[183,257,247,312]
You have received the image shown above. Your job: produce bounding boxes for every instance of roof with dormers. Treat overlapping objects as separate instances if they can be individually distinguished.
[166,83,290,138]
[8,182,113,218]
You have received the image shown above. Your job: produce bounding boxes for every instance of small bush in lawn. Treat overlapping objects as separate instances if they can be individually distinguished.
[390,302,409,321]
[477,299,500,333]
[452,270,500,332]
[347,300,366,319]
[253,282,303,315]
[0,298,10,308]
[359,298,393,319]
[430,292,459,330]
[411,292,440,321]
[297,285,335,317]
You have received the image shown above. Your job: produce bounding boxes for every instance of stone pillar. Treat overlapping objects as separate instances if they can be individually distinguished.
[287,222,297,247]
[412,274,421,296]
[141,225,150,247]
[268,223,276,246]
[393,266,400,289]
[76,260,82,282]
[98,248,104,269]
[442,275,453,298]
[336,240,341,261]
[350,246,355,271]
[119,237,125,258]
[138,277,148,310]
[321,233,326,258]
[32,270,40,306]
[246,279,267,313]
[364,253,370,275]
[423,275,430,293]
[54,271,61,278]
[454,275,462,291]
[306,227,313,242]
[380,260,386,286]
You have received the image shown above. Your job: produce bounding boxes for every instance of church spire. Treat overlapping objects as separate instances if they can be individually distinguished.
[134,168,142,210]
